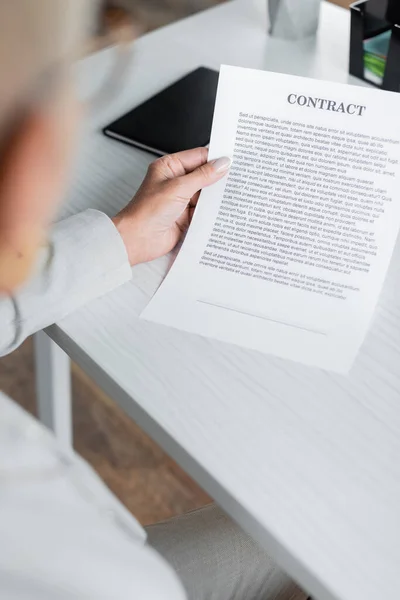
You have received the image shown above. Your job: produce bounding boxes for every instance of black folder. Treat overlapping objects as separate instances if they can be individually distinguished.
[103,67,219,156]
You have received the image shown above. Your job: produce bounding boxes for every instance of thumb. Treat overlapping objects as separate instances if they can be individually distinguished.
[178,156,231,197]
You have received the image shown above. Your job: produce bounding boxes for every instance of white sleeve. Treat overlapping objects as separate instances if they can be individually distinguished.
[0,209,132,356]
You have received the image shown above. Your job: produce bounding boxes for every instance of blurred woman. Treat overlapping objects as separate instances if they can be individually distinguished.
[0,2,306,599]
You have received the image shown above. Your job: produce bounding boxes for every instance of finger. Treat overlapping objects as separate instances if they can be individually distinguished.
[177,156,231,197]
[150,147,209,181]
[165,190,200,233]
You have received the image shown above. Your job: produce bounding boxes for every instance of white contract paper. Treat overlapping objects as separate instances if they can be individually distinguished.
[141,66,400,372]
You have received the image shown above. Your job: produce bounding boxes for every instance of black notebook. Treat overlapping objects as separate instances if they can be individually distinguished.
[103,67,220,156]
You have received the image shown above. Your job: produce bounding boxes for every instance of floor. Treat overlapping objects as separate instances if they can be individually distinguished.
[0,0,348,526]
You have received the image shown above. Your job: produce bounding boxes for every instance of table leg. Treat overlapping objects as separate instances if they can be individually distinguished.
[34,331,72,448]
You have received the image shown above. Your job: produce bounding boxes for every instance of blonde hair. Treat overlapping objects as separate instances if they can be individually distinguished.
[0,0,98,139]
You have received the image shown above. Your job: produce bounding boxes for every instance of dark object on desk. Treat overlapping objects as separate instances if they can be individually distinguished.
[386,0,400,24]
[365,0,400,24]
[367,0,389,20]
[103,67,219,156]
[350,0,400,92]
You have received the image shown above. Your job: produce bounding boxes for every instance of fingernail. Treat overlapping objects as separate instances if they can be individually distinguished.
[211,156,232,173]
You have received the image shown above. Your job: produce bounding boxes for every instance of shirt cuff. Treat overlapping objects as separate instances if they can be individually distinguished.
[30,208,133,324]
[50,208,132,300]
[0,210,132,355]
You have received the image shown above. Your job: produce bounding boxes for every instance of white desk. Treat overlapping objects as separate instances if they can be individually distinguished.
[37,2,400,599]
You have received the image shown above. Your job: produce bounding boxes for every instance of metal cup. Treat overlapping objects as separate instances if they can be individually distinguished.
[268,0,321,39]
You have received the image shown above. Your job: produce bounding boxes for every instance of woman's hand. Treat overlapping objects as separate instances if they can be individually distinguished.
[112,147,231,266]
